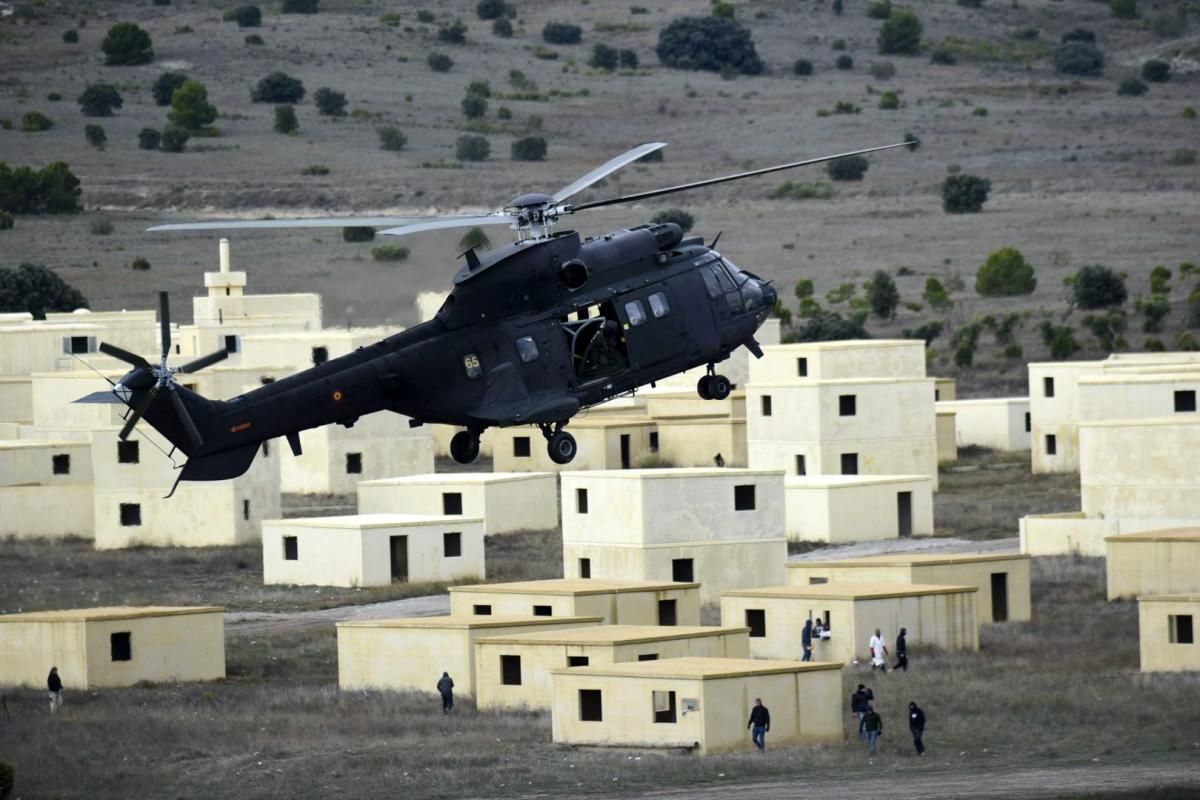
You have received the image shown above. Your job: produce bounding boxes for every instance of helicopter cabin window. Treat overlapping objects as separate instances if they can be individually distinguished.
[624,300,647,328]
[463,353,482,379]
[515,337,539,363]
[648,292,670,319]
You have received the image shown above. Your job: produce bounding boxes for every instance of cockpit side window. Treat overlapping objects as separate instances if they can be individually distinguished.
[648,292,670,319]
[516,336,539,363]
[624,300,647,327]
[721,258,750,286]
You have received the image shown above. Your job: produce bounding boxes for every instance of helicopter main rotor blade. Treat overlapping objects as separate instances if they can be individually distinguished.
[99,342,151,370]
[178,348,229,374]
[147,216,434,232]
[561,141,914,214]
[119,387,159,441]
[378,214,514,238]
[169,387,205,449]
[158,291,171,361]
[550,142,667,204]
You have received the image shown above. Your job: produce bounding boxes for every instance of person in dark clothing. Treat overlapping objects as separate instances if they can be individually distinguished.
[747,698,770,751]
[801,619,814,662]
[863,706,883,755]
[47,666,63,713]
[850,684,873,738]
[436,672,454,713]
[909,701,926,755]
[894,627,909,672]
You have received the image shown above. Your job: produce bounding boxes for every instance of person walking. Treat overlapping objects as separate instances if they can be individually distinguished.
[850,684,873,738]
[869,628,889,672]
[863,705,883,755]
[894,627,909,672]
[47,667,63,714]
[436,671,454,713]
[747,698,770,752]
[909,701,926,755]
[801,618,814,662]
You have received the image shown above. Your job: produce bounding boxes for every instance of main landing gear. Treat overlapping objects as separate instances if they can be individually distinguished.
[697,365,732,401]
[449,429,481,464]
[540,421,577,465]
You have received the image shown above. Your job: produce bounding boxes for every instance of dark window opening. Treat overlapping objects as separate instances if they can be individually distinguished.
[242,499,251,521]
[653,690,677,724]
[671,558,694,583]
[443,532,462,558]
[1043,376,1055,398]
[312,346,329,366]
[346,452,363,474]
[69,335,90,354]
[117,440,139,464]
[283,536,298,560]
[579,557,591,578]
[649,432,659,452]
[823,609,832,630]
[1045,435,1057,456]
[513,436,531,457]
[576,488,589,514]
[110,632,131,662]
[532,605,552,616]
[797,357,808,377]
[839,394,857,416]
[809,577,829,584]
[761,395,773,416]
[579,689,603,721]
[224,334,239,354]
[1024,412,1031,433]
[990,572,1009,622]
[1175,390,1197,413]
[1170,614,1194,644]
[473,604,492,615]
[734,484,756,511]
[637,653,658,662]
[119,503,141,527]
[841,453,859,475]
[501,655,522,685]
[261,441,270,457]
[261,376,276,385]
[657,599,677,626]
[935,389,940,401]
[443,492,463,515]
[795,454,807,476]
[568,656,589,667]
[52,454,70,475]
[745,608,766,638]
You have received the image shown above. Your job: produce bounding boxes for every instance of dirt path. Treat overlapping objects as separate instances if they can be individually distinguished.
[789,537,1019,561]
[226,593,450,636]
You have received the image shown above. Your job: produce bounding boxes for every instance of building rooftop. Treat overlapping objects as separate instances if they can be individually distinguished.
[265,513,483,529]
[475,624,749,647]
[1081,416,1200,429]
[765,340,921,352]
[936,397,1029,407]
[723,583,977,600]
[1138,594,1200,603]
[560,468,783,481]
[787,552,1028,568]
[749,377,933,388]
[357,472,553,487]
[1079,371,1200,386]
[0,439,89,451]
[550,656,842,680]
[451,579,700,596]
[1105,528,1200,543]
[784,475,930,489]
[335,615,604,630]
[0,606,224,623]
[652,415,745,426]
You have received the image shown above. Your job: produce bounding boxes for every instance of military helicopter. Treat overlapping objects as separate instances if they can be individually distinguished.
[93,140,909,484]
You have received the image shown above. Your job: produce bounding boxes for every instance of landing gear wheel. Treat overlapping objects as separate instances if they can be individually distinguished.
[547,431,578,465]
[697,375,712,400]
[449,430,480,464]
[708,374,732,401]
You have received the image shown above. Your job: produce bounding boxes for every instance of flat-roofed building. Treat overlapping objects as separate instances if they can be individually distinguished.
[1106,529,1200,600]
[937,397,1031,451]
[450,579,700,626]
[1138,595,1200,673]
[0,439,93,539]
[491,418,657,472]
[936,410,957,463]
[783,475,934,543]
[357,472,558,535]
[652,414,747,468]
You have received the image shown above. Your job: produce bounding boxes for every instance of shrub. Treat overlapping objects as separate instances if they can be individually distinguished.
[870,61,896,79]
[245,34,265,45]
[84,124,106,149]
[343,226,375,242]
[78,84,123,117]
[416,9,435,22]
[656,16,763,74]
[497,106,512,120]
[1142,59,1170,82]
[543,22,583,44]
[1168,148,1197,166]
[833,0,844,14]
[788,314,869,342]
[152,71,189,106]
[835,53,854,69]
[590,43,619,71]
[20,112,53,132]
[0,161,82,214]
[47,93,63,102]
[438,19,467,44]
[712,0,735,18]
[878,11,921,54]
[832,38,846,50]
[427,52,454,72]
[455,134,490,161]
[252,72,305,103]
[930,48,957,64]
[466,80,491,98]
[89,217,114,235]
[905,321,944,345]
[619,49,639,69]
[923,277,952,311]
[905,132,921,150]
[476,0,507,20]
[461,94,487,119]
[1082,309,1126,351]
[313,87,347,117]
[976,247,1036,296]
[1061,28,1095,44]
[372,244,410,262]
[130,257,151,271]
[281,0,319,12]
[1110,0,1136,19]
[769,180,833,200]
[459,226,492,251]
[864,270,899,320]
[101,22,154,65]
[511,136,547,161]
[63,30,79,43]
[793,58,813,76]
[941,174,990,213]
[879,90,900,110]
[833,101,860,114]
[1136,294,1170,333]
[378,126,406,151]
[1039,321,1079,359]
[0,264,89,317]
[225,5,262,27]
[1117,77,1146,96]
[138,127,162,150]
[493,18,513,37]
[866,0,891,20]
[1055,42,1104,76]
[274,104,298,133]
[651,208,695,233]
[168,80,217,130]
[1149,265,1171,294]
[159,125,190,152]
[1070,264,1127,309]
[300,164,329,175]
[827,155,868,181]
[0,211,13,230]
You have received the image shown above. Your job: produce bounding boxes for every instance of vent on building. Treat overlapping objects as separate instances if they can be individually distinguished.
[1043,377,1055,398]
[579,558,591,578]
[224,334,239,354]
[761,395,772,416]
[797,357,808,377]
[473,604,492,615]
[795,454,806,476]
[1025,412,1031,433]
[671,558,694,583]
[532,605,552,616]
[1045,435,1057,456]
[648,431,659,452]
[242,499,250,521]
[443,532,462,558]
[567,656,589,667]
[637,653,658,662]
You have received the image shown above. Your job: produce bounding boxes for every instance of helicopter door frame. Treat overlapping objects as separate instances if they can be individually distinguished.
[615,284,687,370]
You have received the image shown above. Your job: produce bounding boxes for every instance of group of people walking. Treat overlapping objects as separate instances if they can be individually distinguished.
[867,627,908,672]
[851,683,926,756]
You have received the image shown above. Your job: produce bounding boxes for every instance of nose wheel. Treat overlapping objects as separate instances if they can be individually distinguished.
[449,430,481,464]
[540,422,578,465]
[697,370,732,401]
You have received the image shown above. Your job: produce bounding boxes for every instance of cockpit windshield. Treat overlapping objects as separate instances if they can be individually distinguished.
[718,255,751,287]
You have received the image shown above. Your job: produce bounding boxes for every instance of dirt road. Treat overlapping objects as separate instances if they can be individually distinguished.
[226,592,449,636]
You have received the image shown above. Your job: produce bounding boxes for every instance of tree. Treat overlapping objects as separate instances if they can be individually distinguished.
[864,270,900,320]
[543,22,583,44]
[458,226,492,251]
[878,91,900,110]
[793,58,813,75]
[377,126,406,151]
[1149,265,1171,294]
[866,0,891,19]
[225,5,262,27]
[63,30,79,43]
[461,94,487,119]
[427,52,454,72]
[905,321,944,346]
[976,247,1036,297]
[466,80,491,98]
[274,104,299,134]
[941,174,990,213]
[655,16,763,75]
[252,72,305,103]
[492,18,513,37]
[0,264,89,318]
[1083,309,1127,352]
[314,88,347,117]
[1142,59,1170,82]
[1110,0,1137,19]
[1040,321,1079,359]
[511,136,547,161]
[1136,294,1170,333]
[1071,264,1127,309]
[619,49,639,69]
[101,22,154,66]
[922,277,952,312]
[1054,42,1104,76]
[827,155,868,181]
[138,128,162,150]
[152,71,189,106]
[84,124,106,150]
[877,10,921,55]
[438,19,468,44]
[159,125,190,153]
[835,53,854,70]
[281,0,319,12]
[651,209,694,233]
[794,279,814,301]
[342,227,375,242]
[1061,28,1095,44]
[476,0,507,20]
[455,135,490,161]
[78,84,123,117]
[168,80,217,131]
[788,313,869,342]
[20,112,52,132]
[590,43,619,71]
[1117,77,1147,96]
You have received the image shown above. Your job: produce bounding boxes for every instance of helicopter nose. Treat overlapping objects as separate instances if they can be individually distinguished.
[760,280,777,314]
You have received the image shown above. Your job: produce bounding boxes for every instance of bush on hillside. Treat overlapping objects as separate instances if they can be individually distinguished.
[941,174,990,213]
[827,155,868,181]
[78,84,123,116]
[0,264,89,317]
[314,87,347,116]
[225,5,262,27]
[168,80,217,130]
[543,22,583,44]
[976,247,1036,297]
[1071,264,1127,309]
[0,161,81,214]
[877,10,922,54]
[101,22,154,65]
[651,208,695,233]
[655,16,763,74]
[251,72,305,103]
[511,136,547,161]
[1054,42,1104,76]
[455,135,490,161]
[152,71,189,106]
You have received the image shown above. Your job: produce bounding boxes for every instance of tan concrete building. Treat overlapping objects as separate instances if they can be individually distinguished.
[560,469,788,604]
[357,472,558,535]
[550,657,843,755]
[720,583,979,663]
[787,553,1031,624]
[933,377,957,402]
[450,579,701,626]
[1138,595,1200,672]
[0,440,93,539]
[474,625,751,710]
[491,418,658,472]
[652,414,747,468]
[336,615,603,695]
[937,397,1031,451]
[936,410,957,463]
[263,514,485,587]
[1105,529,1200,600]
[783,475,934,543]
[0,606,225,688]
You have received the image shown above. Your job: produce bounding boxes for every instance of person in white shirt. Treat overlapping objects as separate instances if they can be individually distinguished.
[869,628,888,671]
